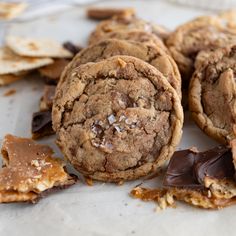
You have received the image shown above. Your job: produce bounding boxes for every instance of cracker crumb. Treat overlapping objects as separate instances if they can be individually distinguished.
[3,89,16,96]
[85,177,93,186]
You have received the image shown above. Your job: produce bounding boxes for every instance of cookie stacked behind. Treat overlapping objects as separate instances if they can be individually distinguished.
[165,14,236,144]
[189,45,236,144]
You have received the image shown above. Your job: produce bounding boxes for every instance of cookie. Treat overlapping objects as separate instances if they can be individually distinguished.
[189,45,236,144]
[88,16,169,45]
[58,39,181,98]
[94,30,169,54]
[52,55,183,182]
[166,16,236,84]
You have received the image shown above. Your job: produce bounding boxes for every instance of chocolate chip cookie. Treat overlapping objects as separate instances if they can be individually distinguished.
[58,39,181,98]
[88,16,169,45]
[189,45,236,144]
[53,56,183,182]
[166,16,236,84]
[91,30,169,53]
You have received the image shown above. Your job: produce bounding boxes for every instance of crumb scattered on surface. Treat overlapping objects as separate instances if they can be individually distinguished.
[4,89,16,96]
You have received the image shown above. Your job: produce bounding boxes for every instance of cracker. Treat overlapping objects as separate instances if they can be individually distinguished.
[0,47,53,75]
[0,2,27,20]
[6,36,73,58]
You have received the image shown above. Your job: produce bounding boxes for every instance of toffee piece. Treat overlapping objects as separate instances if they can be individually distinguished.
[131,145,236,209]
[0,134,77,203]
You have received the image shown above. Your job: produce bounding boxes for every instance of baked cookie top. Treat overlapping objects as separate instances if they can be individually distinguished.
[53,55,183,182]
[189,45,236,144]
[58,39,181,98]
[90,30,169,53]
[88,16,169,45]
[166,16,236,84]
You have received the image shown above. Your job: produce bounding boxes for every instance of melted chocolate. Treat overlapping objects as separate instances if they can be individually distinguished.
[163,146,235,189]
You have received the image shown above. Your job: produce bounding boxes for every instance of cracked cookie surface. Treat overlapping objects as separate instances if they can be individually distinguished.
[52,56,183,182]
[88,16,169,45]
[58,39,181,98]
[189,45,236,144]
[166,16,236,84]
[89,30,169,53]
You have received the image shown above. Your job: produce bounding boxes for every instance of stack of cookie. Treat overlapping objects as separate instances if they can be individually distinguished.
[51,8,236,209]
[52,10,184,182]
[166,14,236,144]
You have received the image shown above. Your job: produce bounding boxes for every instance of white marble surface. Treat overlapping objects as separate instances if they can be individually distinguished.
[0,1,232,236]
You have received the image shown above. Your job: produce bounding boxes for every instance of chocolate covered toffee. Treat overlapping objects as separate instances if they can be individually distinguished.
[0,135,77,203]
[131,143,236,209]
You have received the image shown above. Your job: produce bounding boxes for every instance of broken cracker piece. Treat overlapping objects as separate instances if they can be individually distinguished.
[0,134,76,203]
[0,2,27,20]
[6,36,73,58]
[0,47,53,75]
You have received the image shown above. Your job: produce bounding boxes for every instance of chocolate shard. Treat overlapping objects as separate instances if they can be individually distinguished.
[164,146,235,189]
[194,146,234,184]
[163,149,202,189]
[63,42,82,56]
[32,111,55,139]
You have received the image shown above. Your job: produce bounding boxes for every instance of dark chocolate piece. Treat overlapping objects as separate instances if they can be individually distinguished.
[163,149,202,189]
[31,111,55,139]
[63,42,82,56]
[194,146,234,184]
[163,146,235,189]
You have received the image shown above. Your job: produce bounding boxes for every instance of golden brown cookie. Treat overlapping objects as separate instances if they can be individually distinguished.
[89,30,169,53]
[189,45,236,144]
[58,39,181,98]
[166,16,236,84]
[52,55,183,182]
[88,16,169,45]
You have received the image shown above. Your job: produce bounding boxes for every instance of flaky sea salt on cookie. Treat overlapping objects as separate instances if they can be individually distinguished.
[6,36,73,58]
[0,2,27,20]
[53,55,183,182]
[0,47,53,75]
